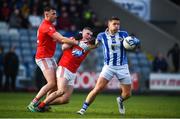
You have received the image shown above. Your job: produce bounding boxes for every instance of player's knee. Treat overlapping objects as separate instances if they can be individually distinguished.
[56,90,65,96]
[62,98,70,104]
[56,97,70,104]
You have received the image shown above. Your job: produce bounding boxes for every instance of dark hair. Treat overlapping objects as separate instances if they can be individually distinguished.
[44,6,55,12]
[83,27,93,32]
[74,33,82,41]
[108,16,120,21]
[74,27,93,41]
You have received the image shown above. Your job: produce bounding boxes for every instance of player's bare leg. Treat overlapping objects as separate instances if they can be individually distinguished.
[46,86,57,97]
[36,84,73,112]
[27,68,56,112]
[77,77,109,115]
[120,84,131,100]
[117,84,131,114]
[37,77,68,111]
[49,85,73,105]
[36,68,57,100]
[38,86,57,111]
[86,77,109,104]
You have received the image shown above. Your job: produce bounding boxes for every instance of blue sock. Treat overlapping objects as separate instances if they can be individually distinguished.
[82,102,89,110]
[119,96,124,102]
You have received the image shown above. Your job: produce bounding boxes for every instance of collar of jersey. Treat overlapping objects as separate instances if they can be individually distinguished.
[105,28,120,37]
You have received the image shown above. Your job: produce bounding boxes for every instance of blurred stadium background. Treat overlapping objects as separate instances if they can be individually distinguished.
[0,0,180,118]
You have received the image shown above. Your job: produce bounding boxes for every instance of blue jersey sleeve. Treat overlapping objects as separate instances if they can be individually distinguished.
[123,31,129,38]
[119,31,129,38]
[96,33,102,42]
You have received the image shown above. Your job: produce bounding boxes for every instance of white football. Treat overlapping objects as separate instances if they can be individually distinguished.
[123,36,136,50]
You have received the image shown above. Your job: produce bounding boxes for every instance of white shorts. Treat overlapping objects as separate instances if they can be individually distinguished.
[100,64,132,84]
[35,58,57,71]
[56,66,76,86]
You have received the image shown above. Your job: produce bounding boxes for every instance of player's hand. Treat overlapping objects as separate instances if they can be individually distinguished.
[128,37,140,46]
[72,49,84,57]
[78,41,89,51]
[133,37,140,45]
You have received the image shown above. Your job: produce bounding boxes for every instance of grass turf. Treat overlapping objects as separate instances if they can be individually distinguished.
[0,92,180,118]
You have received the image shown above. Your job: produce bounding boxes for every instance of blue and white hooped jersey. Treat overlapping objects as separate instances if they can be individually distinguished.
[96,30,128,66]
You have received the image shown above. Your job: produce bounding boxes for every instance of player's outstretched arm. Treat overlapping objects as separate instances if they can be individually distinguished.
[52,32,78,45]
[52,32,89,51]
[72,39,100,57]
[88,39,100,50]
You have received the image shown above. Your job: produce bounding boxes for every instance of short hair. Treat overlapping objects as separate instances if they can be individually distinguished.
[83,27,93,32]
[108,16,120,22]
[44,6,55,12]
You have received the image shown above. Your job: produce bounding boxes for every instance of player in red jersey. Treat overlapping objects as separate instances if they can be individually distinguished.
[27,6,89,112]
[33,27,94,112]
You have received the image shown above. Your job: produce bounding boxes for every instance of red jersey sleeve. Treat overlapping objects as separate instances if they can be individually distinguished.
[47,26,56,36]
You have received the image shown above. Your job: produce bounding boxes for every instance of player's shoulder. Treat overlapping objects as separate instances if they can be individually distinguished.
[97,32,105,37]
[40,22,55,33]
[39,21,48,30]
[118,30,128,34]
[118,30,129,37]
[96,32,106,41]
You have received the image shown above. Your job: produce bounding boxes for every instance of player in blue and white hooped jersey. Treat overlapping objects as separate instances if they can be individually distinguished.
[77,17,133,115]
[97,28,128,66]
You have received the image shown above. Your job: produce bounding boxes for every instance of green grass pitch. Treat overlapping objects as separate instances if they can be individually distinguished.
[0,92,180,118]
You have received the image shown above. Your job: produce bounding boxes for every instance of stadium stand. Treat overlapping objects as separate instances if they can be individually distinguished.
[0,0,104,90]
[1,0,178,91]
[127,51,151,90]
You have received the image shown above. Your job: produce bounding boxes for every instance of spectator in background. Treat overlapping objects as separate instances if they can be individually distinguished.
[0,45,4,91]
[153,52,168,73]
[167,43,180,72]
[64,24,78,37]
[28,8,42,28]
[69,3,78,15]
[3,46,19,91]
[20,0,30,18]
[0,1,11,22]
[56,12,72,31]
[9,8,22,28]
[20,13,30,28]
[35,66,46,91]
[32,53,46,91]
[19,8,30,29]
[61,0,70,5]
[76,0,84,14]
